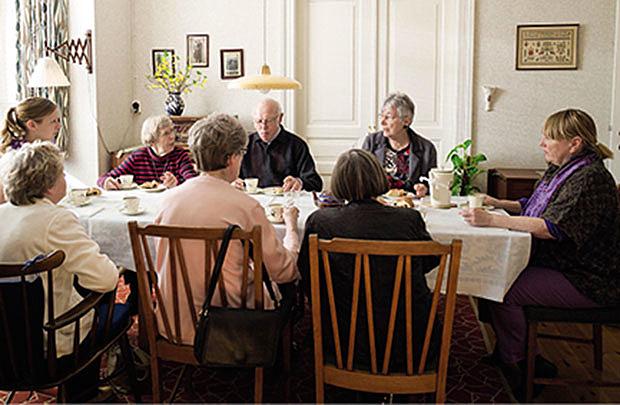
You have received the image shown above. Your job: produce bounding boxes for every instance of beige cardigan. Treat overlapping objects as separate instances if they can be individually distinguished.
[0,198,119,356]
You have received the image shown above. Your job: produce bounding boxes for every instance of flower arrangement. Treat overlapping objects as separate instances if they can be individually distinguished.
[146,53,207,94]
[445,138,487,196]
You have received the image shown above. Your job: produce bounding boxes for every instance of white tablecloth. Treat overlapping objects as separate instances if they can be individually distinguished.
[62,192,530,302]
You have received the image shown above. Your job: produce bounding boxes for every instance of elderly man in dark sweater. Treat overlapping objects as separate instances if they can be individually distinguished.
[237,98,323,192]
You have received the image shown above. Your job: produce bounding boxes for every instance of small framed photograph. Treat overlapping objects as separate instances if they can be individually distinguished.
[220,49,244,79]
[152,49,175,76]
[516,24,579,70]
[187,34,209,67]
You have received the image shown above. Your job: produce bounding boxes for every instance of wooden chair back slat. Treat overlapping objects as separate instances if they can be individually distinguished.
[175,239,198,328]
[203,240,211,303]
[309,236,463,401]
[168,237,182,343]
[20,276,35,374]
[0,291,16,378]
[418,253,447,374]
[45,268,57,376]
[322,250,343,369]
[404,257,413,375]
[241,240,250,308]
[381,255,404,375]
[362,254,378,374]
[345,254,362,370]
[128,222,267,402]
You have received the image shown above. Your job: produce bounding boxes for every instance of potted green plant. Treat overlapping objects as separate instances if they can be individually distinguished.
[146,53,207,116]
[445,139,487,196]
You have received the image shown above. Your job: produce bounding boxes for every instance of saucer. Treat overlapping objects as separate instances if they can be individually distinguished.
[120,207,145,216]
[262,187,284,196]
[143,184,166,193]
[419,200,457,209]
[267,215,284,224]
[118,183,138,190]
[71,198,92,207]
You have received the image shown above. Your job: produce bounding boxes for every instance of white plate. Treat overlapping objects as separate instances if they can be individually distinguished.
[142,184,166,193]
[71,198,92,207]
[120,207,146,216]
[261,187,284,196]
[118,183,138,190]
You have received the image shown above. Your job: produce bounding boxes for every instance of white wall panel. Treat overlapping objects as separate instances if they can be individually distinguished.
[307,0,356,124]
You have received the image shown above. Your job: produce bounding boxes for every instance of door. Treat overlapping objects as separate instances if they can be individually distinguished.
[295,0,468,186]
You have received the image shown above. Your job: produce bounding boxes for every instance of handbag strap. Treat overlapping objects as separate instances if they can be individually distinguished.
[200,225,280,313]
[201,224,239,314]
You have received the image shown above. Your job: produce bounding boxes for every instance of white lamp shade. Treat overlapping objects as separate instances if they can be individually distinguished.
[28,57,70,87]
[228,65,301,91]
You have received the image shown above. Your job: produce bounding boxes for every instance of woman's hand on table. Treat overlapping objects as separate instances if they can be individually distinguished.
[103,177,121,190]
[282,176,302,192]
[459,207,494,227]
[161,172,178,188]
[484,195,501,207]
[231,178,245,190]
[413,183,428,197]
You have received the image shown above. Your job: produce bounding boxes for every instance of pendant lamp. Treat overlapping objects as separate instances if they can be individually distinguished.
[228,0,301,93]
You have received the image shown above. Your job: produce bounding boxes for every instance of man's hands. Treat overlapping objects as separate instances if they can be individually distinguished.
[282,176,302,192]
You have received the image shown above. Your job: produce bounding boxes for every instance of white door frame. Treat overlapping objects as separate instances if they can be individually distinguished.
[609,0,620,181]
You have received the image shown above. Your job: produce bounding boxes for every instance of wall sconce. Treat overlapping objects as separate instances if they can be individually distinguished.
[28,30,93,88]
[481,85,498,111]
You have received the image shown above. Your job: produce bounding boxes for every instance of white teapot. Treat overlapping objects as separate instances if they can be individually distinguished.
[420,168,453,208]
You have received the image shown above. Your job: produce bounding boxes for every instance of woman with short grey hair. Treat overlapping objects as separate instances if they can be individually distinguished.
[97,115,196,190]
[362,91,437,197]
[0,141,120,402]
[153,113,301,344]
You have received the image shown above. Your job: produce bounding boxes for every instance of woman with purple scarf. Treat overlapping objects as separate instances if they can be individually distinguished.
[461,109,619,397]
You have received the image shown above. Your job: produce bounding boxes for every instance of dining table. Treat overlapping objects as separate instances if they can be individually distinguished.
[61,188,531,303]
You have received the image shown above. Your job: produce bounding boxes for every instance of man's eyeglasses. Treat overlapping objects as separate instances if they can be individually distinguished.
[253,116,279,126]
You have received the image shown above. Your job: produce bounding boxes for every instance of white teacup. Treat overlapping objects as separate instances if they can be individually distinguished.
[123,196,140,213]
[245,178,259,193]
[468,193,485,209]
[118,174,134,188]
[70,189,88,206]
[268,203,284,222]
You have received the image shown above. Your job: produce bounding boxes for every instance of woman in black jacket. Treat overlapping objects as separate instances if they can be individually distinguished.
[297,149,440,371]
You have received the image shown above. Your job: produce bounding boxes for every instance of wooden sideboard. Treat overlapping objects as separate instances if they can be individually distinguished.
[487,168,544,200]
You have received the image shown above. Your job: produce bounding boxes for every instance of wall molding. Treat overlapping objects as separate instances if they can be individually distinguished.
[456,0,475,144]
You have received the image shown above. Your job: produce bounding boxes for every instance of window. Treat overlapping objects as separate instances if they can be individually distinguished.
[0,1,17,112]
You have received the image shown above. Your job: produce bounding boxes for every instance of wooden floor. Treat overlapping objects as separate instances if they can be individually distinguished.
[479,315,620,403]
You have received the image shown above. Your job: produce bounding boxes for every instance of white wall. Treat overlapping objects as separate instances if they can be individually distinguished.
[473,0,616,171]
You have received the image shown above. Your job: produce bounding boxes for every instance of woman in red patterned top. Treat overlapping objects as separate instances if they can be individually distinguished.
[97,115,197,189]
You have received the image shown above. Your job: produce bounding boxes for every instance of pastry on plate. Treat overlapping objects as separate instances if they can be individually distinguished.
[394,196,414,208]
[386,188,407,197]
[85,187,102,197]
[139,181,159,189]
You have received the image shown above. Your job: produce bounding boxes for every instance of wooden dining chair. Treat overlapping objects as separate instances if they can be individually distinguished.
[0,250,141,402]
[308,236,463,403]
[127,222,292,403]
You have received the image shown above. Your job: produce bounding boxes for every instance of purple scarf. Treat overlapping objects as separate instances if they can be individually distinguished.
[9,138,26,150]
[522,153,595,218]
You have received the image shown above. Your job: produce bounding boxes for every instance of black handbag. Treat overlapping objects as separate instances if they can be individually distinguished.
[194,224,290,367]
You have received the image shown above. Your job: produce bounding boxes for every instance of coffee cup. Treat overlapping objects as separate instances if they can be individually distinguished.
[70,189,88,206]
[244,178,259,193]
[268,203,284,222]
[123,196,140,213]
[118,174,134,188]
[468,193,485,209]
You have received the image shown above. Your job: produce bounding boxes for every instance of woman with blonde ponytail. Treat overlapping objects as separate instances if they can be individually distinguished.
[0,97,61,203]
[0,97,60,154]
[460,108,619,399]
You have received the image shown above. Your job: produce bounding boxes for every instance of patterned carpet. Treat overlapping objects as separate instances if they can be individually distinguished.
[1,290,512,403]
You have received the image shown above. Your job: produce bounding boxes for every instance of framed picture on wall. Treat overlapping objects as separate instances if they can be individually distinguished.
[220,49,244,79]
[187,34,209,67]
[152,49,175,76]
[516,24,579,70]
